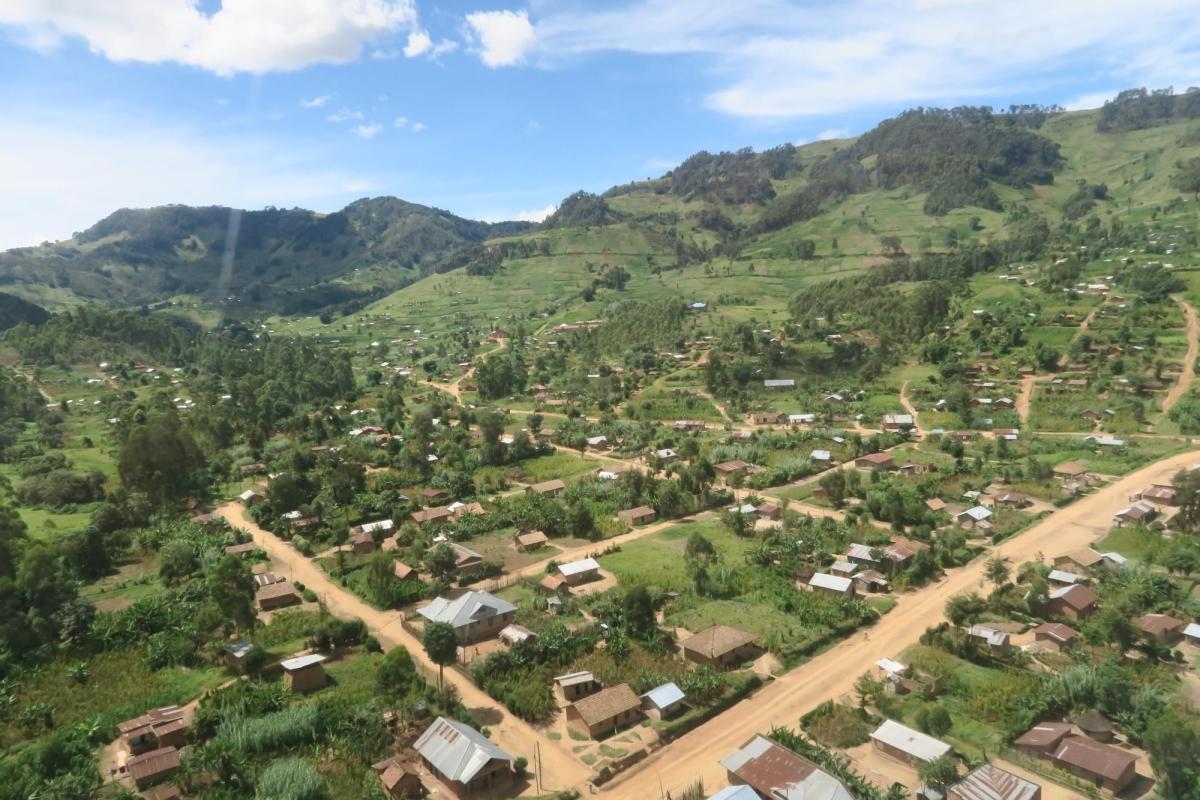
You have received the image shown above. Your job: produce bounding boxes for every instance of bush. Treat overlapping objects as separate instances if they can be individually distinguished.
[255,757,327,800]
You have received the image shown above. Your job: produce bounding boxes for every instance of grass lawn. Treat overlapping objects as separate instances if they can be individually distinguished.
[599,518,751,591]
[510,452,599,483]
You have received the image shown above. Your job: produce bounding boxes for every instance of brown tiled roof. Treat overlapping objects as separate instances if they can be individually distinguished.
[126,747,181,783]
[1053,736,1137,781]
[722,735,826,798]
[141,784,182,800]
[1136,613,1184,635]
[255,581,300,602]
[393,561,415,579]
[1031,623,1077,643]
[223,542,258,554]
[617,505,655,521]
[1013,722,1073,750]
[857,452,894,464]
[570,684,640,726]
[680,624,757,659]
[1050,583,1098,611]
[529,478,566,493]
[516,531,549,547]
[1061,548,1103,567]
[714,460,752,472]
[118,706,185,740]
[411,506,453,524]
[1054,461,1088,476]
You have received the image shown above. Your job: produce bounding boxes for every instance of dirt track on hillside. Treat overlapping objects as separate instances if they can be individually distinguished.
[1163,299,1198,414]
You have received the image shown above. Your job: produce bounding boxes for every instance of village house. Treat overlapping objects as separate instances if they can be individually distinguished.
[414,717,514,796]
[854,570,891,594]
[956,505,993,530]
[1053,548,1104,572]
[652,447,679,464]
[948,764,1040,800]
[238,489,265,506]
[640,682,685,719]
[882,413,914,431]
[764,378,795,389]
[1051,736,1138,793]
[1014,722,1074,757]
[1043,584,1099,621]
[417,590,517,644]
[720,735,853,800]
[223,541,259,557]
[350,531,376,555]
[1047,569,1083,587]
[680,625,762,667]
[714,460,754,484]
[419,487,449,505]
[222,640,256,671]
[855,452,895,471]
[281,653,327,693]
[554,670,602,703]
[512,530,549,552]
[756,501,781,521]
[125,746,181,790]
[117,706,188,756]
[393,561,417,581]
[808,572,855,598]
[566,684,642,738]
[752,411,788,425]
[1130,484,1176,506]
[255,580,302,611]
[539,573,570,596]
[527,478,566,497]
[498,623,536,647]
[870,719,952,766]
[1032,623,1079,650]
[557,557,601,586]
[617,505,657,526]
[371,755,423,799]
[1136,613,1185,643]
[410,505,454,526]
[989,491,1032,509]
[1113,500,1158,527]
[448,542,485,575]
[968,624,1011,652]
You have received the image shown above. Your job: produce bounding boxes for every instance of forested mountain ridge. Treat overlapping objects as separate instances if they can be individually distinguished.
[0,197,532,315]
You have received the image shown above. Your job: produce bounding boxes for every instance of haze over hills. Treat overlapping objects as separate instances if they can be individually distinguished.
[3,88,1199,325]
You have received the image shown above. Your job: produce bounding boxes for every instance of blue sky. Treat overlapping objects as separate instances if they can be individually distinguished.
[2,0,1199,249]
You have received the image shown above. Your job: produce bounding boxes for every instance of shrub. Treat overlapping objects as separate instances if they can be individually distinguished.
[255,757,326,800]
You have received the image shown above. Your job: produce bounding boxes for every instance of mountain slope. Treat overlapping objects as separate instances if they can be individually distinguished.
[357,97,1200,337]
[0,197,532,314]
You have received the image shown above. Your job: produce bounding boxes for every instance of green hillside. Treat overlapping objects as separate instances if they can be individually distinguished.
[344,102,1200,340]
[0,197,532,314]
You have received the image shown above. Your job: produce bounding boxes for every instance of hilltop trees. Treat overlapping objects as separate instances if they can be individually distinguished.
[117,413,206,507]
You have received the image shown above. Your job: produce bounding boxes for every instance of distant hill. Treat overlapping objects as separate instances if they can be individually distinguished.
[363,89,1200,330]
[0,197,532,314]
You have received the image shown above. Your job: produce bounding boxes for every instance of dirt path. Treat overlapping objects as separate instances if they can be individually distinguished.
[600,448,1200,798]
[1057,304,1102,369]
[1016,375,1037,425]
[214,503,591,793]
[1163,299,1198,413]
[898,381,923,437]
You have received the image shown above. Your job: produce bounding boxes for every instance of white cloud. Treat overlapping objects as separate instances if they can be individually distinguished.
[1064,90,1117,111]
[394,116,408,127]
[645,158,678,171]
[410,121,427,132]
[0,116,374,249]
[326,108,364,122]
[465,9,536,68]
[350,122,383,139]
[403,29,431,57]
[0,0,419,76]
[429,39,459,58]
[816,128,849,141]
[481,0,1200,118]
[301,95,331,108]
[514,203,556,222]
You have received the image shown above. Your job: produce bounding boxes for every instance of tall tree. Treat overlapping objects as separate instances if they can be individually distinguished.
[422,621,458,691]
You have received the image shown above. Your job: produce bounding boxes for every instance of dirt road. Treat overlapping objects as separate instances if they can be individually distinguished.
[600,449,1200,798]
[1163,299,1198,413]
[214,503,591,793]
[899,381,923,437]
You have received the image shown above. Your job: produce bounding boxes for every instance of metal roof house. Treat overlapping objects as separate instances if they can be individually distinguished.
[417,591,517,644]
[414,717,514,796]
[720,734,853,800]
[948,764,1040,800]
[640,682,685,719]
[870,719,952,765]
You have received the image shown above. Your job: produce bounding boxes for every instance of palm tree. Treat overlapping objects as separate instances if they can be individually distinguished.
[984,555,1011,589]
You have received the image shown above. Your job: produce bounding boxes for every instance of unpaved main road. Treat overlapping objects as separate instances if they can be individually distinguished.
[214,503,592,793]
[600,449,1200,798]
